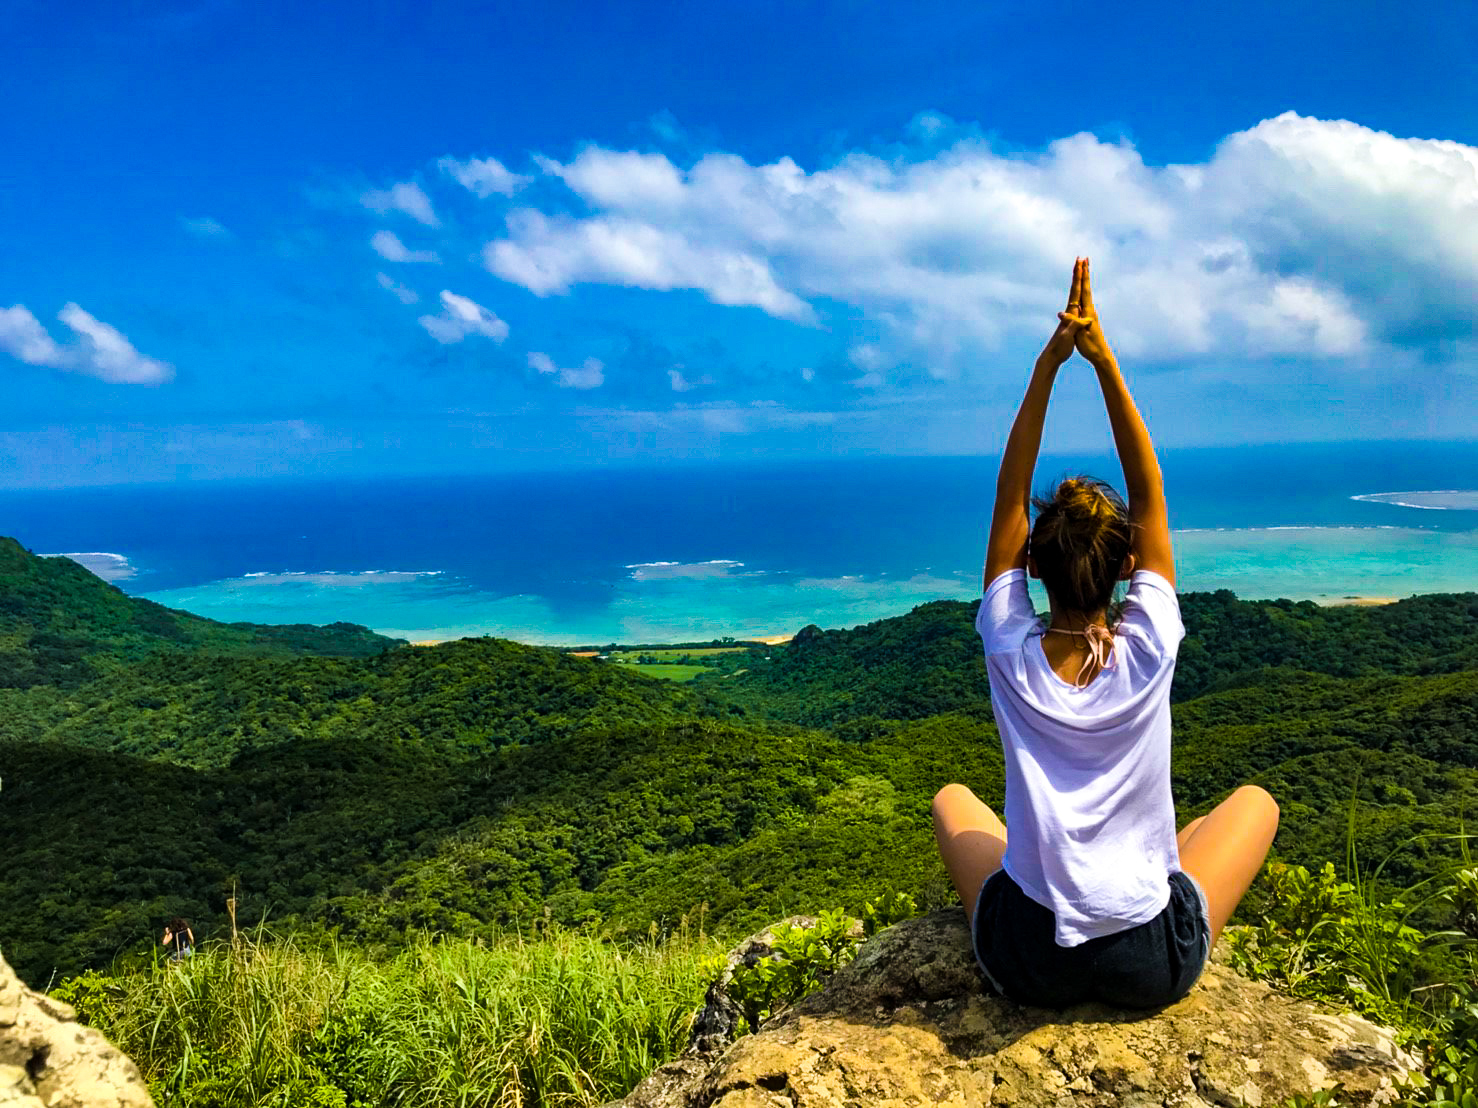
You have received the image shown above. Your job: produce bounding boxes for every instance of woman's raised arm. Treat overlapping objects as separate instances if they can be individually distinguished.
[984,259,1091,588]
[1072,258,1175,585]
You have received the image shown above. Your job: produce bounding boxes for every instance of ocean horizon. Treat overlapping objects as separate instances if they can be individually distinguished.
[3,441,1477,646]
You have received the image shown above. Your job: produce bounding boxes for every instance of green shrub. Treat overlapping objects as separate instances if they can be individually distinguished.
[859,890,918,937]
[727,909,860,1033]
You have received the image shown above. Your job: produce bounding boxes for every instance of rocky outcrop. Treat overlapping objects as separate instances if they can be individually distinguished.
[0,953,152,1108]
[614,910,1419,1108]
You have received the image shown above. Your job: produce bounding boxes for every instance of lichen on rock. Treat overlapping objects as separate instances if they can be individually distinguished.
[0,951,153,1108]
[611,908,1419,1108]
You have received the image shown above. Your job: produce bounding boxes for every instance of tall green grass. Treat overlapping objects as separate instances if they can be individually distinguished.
[55,920,722,1108]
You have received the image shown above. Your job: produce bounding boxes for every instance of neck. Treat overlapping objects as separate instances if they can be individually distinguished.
[1047,604,1107,631]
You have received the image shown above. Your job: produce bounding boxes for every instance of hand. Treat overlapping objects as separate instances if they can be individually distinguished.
[1069,256,1115,369]
[1038,258,1093,368]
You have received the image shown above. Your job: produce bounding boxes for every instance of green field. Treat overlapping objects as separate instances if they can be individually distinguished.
[611,661,710,681]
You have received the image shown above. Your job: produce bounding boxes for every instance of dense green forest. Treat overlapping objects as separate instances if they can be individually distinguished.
[3,534,1478,997]
[0,537,399,690]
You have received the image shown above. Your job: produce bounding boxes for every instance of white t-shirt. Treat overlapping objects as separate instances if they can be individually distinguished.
[975,568,1186,947]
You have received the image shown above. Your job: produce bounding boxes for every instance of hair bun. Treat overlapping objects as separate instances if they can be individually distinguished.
[1056,479,1102,521]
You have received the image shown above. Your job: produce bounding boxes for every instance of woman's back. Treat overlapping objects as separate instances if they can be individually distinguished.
[978,566,1185,946]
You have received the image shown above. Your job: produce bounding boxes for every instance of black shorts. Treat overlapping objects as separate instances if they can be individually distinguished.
[972,869,1210,1009]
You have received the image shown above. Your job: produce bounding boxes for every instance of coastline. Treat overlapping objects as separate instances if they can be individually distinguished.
[400,594,1420,650]
[410,630,799,648]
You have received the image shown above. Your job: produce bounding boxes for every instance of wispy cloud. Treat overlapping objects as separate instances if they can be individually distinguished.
[529,351,605,389]
[361,180,439,227]
[467,112,1478,377]
[371,230,440,264]
[0,303,173,384]
[418,290,509,344]
[180,215,232,239]
[376,272,419,304]
[438,155,529,198]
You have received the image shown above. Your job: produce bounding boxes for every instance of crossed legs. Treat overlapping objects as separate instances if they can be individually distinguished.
[931,782,1279,942]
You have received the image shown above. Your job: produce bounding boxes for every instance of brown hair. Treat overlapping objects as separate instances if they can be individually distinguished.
[1029,477,1133,616]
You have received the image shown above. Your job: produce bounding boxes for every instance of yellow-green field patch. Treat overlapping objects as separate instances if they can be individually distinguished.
[612,662,711,681]
[607,646,751,661]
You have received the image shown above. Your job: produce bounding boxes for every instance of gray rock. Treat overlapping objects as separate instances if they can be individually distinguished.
[612,910,1418,1108]
[0,952,153,1108]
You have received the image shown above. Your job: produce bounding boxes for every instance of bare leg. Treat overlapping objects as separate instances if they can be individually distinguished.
[1177,785,1280,947]
[932,783,1008,928]
[1176,815,1206,852]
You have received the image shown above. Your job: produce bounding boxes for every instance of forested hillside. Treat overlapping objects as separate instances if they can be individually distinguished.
[0,637,740,766]
[0,537,399,689]
[2,533,1478,992]
[711,589,1478,724]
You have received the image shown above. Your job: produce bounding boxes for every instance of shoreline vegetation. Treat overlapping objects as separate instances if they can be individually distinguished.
[404,601,1407,652]
[410,632,804,650]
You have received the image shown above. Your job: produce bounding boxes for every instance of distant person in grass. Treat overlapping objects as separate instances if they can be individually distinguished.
[162,917,194,962]
[933,257,1279,1009]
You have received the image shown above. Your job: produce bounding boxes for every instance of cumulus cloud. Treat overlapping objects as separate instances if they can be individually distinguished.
[418,290,509,344]
[471,112,1478,376]
[438,155,530,197]
[0,303,173,384]
[376,272,419,304]
[529,350,605,389]
[371,230,440,264]
[361,181,439,226]
[487,210,814,322]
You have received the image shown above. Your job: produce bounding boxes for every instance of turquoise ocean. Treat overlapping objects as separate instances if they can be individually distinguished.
[2,442,1476,645]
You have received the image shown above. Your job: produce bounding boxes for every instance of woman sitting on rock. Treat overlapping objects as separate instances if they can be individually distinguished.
[932,257,1279,1009]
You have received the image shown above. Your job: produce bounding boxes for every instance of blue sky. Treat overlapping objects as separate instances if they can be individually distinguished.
[3,0,1477,487]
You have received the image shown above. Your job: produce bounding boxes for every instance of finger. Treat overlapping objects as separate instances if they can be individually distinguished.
[1067,257,1082,311]
[1080,257,1095,314]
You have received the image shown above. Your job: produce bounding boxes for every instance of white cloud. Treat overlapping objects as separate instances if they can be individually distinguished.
[474,112,1478,378]
[529,350,605,389]
[376,272,419,304]
[371,230,440,264]
[418,290,509,344]
[0,303,173,384]
[438,155,529,197]
[487,210,814,322]
[361,181,439,226]
[180,216,231,239]
[0,305,64,365]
